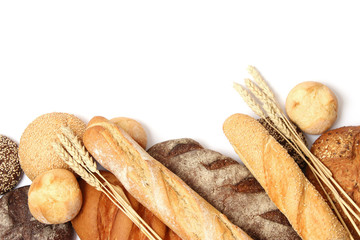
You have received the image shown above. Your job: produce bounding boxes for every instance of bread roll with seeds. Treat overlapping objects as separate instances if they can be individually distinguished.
[223,113,349,240]
[308,126,360,239]
[0,135,22,195]
[19,112,86,180]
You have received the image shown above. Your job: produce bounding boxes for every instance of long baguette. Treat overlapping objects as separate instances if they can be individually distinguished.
[223,113,349,240]
[83,116,253,240]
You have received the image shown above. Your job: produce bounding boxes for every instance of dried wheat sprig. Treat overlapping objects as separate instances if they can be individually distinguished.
[312,169,354,240]
[233,82,265,118]
[54,130,162,240]
[52,142,102,191]
[247,65,276,102]
[244,78,281,115]
[244,78,293,141]
[236,66,360,238]
[61,128,133,207]
[277,91,360,232]
[235,80,307,162]
[61,126,97,172]
[268,115,360,234]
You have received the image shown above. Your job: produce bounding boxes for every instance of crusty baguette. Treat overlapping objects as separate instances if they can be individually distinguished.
[83,116,253,240]
[147,138,301,240]
[223,113,349,240]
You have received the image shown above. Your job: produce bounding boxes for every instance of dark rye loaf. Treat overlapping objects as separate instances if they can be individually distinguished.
[0,186,73,240]
[147,138,300,240]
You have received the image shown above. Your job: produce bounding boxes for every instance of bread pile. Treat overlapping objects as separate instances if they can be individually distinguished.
[1,72,359,240]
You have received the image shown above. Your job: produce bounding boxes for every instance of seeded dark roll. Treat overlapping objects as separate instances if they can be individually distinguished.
[0,135,22,195]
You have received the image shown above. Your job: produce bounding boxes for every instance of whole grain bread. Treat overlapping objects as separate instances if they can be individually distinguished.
[0,186,73,240]
[147,138,300,240]
[308,126,360,239]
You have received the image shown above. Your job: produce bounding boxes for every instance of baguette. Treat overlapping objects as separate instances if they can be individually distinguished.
[223,113,349,240]
[147,138,301,240]
[83,116,253,240]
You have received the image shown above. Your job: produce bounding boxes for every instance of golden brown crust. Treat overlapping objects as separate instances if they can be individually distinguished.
[71,177,101,240]
[223,113,349,240]
[83,116,253,240]
[285,81,338,135]
[110,117,147,149]
[147,138,301,240]
[309,126,360,239]
[28,169,82,224]
[19,112,86,180]
[71,171,181,240]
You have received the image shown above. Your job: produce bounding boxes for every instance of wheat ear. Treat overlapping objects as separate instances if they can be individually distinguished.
[234,66,360,239]
[53,128,162,240]
[233,82,265,118]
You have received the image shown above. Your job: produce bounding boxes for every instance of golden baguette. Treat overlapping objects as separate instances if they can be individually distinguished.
[223,113,349,240]
[83,116,253,240]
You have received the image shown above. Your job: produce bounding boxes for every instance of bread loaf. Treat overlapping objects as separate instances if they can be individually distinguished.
[223,113,349,240]
[0,186,73,240]
[83,116,253,240]
[308,126,360,239]
[147,138,300,240]
[72,171,181,240]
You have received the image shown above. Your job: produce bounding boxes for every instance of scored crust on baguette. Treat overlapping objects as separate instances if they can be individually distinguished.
[147,138,301,240]
[83,116,253,240]
[223,113,349,240]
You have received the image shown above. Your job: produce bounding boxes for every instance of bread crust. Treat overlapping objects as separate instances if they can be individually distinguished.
[309,126,360,239]
[223,113,349,240]
[83,116,253,240]
[71,171,180,240]
[147,138,301,240]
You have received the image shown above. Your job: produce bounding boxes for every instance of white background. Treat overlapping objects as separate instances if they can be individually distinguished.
[1,1,360,239]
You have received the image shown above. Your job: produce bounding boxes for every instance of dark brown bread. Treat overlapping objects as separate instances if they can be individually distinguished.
[0,135,22,195]
[308,126,360,239]
[147,138,300,240]
[0,186,73,240]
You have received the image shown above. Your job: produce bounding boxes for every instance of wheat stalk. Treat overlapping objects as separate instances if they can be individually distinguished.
[233,82,265,118]
[235,66,360,239]
[61,126,97,172]
[52,142,102,190]
[53,128,162,240]
[247,65,276,101]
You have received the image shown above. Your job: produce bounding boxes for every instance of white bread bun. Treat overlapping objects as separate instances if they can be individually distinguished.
[28,169,82,224]
[285,81,338,135]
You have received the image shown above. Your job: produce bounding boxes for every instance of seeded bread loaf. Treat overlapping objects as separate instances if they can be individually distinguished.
[308,126,360,239]
[147,138,300,240]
